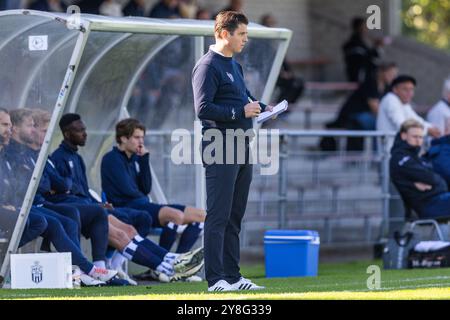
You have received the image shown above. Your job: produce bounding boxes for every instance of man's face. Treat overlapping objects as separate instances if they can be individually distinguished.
[393,81,415,104]
[401,127,424,148]
[224,23,248,54]
[0,111,12,146]
[66,120,87,147]
[13,116,35,145]
[121,128,144,154]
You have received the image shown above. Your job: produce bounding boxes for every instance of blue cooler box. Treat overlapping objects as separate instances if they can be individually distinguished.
[264,230,320,278]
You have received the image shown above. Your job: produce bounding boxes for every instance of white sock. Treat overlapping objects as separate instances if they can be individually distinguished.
[163,252,180,264]
[106,258,112,269]
[93,260,106,269]
[156,261,174,276]
[122,241,138,260]
[111,252,127,270]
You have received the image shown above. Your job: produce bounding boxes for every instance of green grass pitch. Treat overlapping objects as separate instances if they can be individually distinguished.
[1,260,450,300]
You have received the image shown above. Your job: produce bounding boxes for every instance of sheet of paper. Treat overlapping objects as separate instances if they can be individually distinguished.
[256,100,288,124]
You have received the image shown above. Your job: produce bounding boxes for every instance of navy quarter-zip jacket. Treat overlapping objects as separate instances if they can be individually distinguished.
[101,147,152,207]
[192,49,266,133]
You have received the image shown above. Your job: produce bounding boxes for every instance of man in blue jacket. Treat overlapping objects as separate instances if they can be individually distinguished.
[424,121,450,188]
[101,118,206,255]
[390,119,450,220]
[192,11,272,291]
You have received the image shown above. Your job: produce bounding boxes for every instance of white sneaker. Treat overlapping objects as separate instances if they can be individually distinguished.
[174,247,204,276]
[90,267,118,282]
[231,277,265,291]
[72,266,82,289]
[79,273,106,287]
[208,279,235,292]
[174,247,204,271]
[116,269,138,286]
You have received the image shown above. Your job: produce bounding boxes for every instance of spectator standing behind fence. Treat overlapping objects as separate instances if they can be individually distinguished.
[426,77,450,134]
[342,17,385,83]
[390,120,450,220]
[376,75,440,151]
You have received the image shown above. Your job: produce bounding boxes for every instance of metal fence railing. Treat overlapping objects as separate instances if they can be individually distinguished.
[116,129,400,246]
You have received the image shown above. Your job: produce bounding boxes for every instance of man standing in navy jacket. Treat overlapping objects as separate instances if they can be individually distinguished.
[192,11,272,291]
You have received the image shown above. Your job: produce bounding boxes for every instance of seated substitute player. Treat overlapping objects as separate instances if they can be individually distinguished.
[101,118,206,281]
[101,118,206,252]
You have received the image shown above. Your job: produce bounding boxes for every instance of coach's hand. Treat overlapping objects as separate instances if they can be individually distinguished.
[244,101,261,118]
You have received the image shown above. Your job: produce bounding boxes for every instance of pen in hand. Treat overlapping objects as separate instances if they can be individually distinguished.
[245,96,261,118]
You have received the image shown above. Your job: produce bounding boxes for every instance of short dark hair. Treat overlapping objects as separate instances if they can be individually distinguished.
[59,113,81,133]
[115,118,146,144]
[0,108,9,114]
[214,11,248,36]
[9,108,33,126]
[351,17,365,32]
[391,75,417,88]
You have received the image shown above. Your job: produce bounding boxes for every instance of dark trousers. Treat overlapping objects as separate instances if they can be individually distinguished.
[108,207,152,238]
[421,193,450,220]
[204,162,253,286]
[53,199,109,262]
[19,210,48,248]
[36,207,94,273]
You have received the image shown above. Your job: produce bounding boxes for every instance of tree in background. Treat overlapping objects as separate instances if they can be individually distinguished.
[402,0,450,52]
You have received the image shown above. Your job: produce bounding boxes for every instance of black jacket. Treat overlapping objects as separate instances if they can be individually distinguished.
[390,134,448,214]
[342,34,379,82]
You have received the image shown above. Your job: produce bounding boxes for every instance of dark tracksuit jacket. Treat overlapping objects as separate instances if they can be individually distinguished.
[51,141,151,237]
[192,49,265,286]
[100,147,151,208]
[390,134,448,216]
[51,141,94,203]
